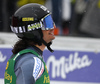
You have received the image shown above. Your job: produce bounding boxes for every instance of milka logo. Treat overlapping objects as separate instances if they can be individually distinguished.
[46,52,92,79]
[0,51,7,62]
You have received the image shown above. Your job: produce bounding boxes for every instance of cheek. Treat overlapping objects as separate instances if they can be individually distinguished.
[42,31,48,39]
[42,31,49,36]
[43,33,51,43]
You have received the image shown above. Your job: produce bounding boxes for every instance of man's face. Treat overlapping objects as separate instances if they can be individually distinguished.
[42,28,55,43]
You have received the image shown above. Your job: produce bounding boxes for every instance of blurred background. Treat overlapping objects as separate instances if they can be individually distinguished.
[0,0,100,38]
[0,0,100,84]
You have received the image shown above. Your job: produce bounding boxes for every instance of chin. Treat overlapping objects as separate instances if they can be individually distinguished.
[50,36,55,41]
[52,36,55,40]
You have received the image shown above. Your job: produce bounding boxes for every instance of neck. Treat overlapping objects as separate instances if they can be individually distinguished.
[35,44,46,51]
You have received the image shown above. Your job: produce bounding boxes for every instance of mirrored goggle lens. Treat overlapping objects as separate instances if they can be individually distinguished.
[43,14,54,30]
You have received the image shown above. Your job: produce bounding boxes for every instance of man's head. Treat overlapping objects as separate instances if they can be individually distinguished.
[10,3,55,52]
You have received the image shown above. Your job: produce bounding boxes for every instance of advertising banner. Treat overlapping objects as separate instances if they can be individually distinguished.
[0,48,12,78]
[43,50,100,83]
[0,48,100,83]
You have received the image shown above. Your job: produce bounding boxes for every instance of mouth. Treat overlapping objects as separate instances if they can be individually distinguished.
[49,32,54,35]
[49,29,54,35]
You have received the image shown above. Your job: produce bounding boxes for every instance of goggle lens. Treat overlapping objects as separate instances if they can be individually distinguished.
[43,15,54,30]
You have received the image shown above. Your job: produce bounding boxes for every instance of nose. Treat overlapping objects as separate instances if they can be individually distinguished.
[54,24,57,29]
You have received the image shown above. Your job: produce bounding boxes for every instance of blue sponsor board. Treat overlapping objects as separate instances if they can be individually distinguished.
[0,48,100,83]
[43,50,100,83]
[0,48,12,78]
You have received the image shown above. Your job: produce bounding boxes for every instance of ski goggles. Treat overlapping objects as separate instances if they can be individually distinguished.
[41,14,54,30]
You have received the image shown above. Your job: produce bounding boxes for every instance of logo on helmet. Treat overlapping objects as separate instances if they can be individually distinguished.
[22,17,34,21]
[28,22,42,31]
[40,5,50,13]
[10,22,42,33]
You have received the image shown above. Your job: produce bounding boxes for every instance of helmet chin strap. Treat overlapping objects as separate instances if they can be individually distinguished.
[37,29,54,52]
[42,39,54,52]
